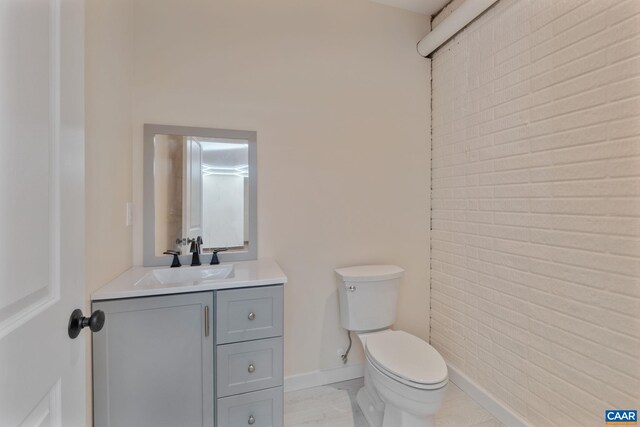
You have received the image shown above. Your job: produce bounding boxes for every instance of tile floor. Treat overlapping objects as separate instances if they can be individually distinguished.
[284,378,504,427]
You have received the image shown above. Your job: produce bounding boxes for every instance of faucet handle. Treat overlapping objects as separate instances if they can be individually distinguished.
[210,248,228,265]
[163,250,181,268]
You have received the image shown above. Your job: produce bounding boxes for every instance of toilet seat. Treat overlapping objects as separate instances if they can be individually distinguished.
[365,330,448,390]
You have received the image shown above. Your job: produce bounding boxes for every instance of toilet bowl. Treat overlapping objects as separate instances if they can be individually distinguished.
[335,265,449,427]
[356,330,448,427]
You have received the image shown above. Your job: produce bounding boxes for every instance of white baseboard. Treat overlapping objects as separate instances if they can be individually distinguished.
[447,364,531,427]
[284,363,364,392]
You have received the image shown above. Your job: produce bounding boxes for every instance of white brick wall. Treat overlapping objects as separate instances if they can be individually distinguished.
[430,1,640,425]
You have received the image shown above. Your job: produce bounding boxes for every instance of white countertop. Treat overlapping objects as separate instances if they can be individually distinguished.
[92,258,287,301]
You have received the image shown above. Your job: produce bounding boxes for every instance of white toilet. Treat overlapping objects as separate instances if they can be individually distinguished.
[336,265,448,427]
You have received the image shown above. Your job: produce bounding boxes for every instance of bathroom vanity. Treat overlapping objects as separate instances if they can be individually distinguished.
[91,259,286,427]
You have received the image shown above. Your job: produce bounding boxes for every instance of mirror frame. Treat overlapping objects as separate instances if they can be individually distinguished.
[143,124,257,266]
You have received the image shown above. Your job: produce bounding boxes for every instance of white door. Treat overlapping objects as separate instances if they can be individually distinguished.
[0,0,86,426]
[182,137,204,250]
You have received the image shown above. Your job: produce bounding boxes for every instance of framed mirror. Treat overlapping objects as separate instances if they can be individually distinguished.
[143,124,257,266]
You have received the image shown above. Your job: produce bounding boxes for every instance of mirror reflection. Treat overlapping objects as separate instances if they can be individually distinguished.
[154,134,249,257]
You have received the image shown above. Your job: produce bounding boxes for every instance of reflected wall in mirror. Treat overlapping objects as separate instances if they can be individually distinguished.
[144,125,257,266]
[154,135,249,255]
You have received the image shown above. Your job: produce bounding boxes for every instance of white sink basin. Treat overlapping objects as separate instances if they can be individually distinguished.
[135,264,235,287]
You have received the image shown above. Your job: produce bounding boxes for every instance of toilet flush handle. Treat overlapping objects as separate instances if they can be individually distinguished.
[347,285,356,292]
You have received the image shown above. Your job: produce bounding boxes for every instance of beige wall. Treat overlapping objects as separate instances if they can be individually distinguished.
[129,0,431,376]
[431,0,640,425]
[85,0,134,298]
[85,0,134,423]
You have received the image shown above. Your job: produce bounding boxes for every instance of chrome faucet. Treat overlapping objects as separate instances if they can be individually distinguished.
[188,236,203,266]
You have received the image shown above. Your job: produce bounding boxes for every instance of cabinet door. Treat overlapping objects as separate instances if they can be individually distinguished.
[92,292,214,427]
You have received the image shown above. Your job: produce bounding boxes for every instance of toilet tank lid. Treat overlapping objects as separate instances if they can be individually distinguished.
[335,265,404,282]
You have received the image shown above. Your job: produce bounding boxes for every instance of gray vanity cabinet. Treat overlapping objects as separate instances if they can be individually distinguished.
[92,292,214,427]
[92,285,284,427]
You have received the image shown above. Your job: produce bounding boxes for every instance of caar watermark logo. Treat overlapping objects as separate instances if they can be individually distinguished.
[606,410,637,425]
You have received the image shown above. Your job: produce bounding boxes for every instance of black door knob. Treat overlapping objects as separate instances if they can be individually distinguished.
[68,309,105,339]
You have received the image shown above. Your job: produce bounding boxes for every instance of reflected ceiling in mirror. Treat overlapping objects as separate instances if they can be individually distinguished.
[144,125,257,267]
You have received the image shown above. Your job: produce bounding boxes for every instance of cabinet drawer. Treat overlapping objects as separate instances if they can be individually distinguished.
[217,387,283,427]
[216,285,283,344]
[217,337,283,397]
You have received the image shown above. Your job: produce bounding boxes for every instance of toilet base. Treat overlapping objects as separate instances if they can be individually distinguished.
[357,386,436,427]
[381,404,435,427]
[357,387,383,427]
[357,363,384,427]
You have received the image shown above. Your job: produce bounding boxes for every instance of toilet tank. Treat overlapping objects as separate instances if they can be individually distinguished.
[335,265,404,332]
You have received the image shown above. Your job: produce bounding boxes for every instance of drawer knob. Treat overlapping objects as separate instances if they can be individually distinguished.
[248,312,255,321]
[248,363,255,373]
[248,415,255,425]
